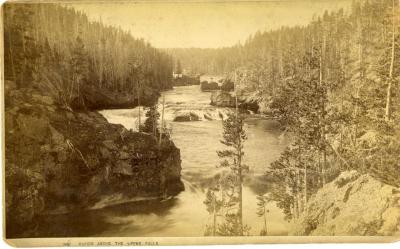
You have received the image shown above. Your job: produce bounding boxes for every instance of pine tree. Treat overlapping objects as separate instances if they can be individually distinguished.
[216,111,248,235]
[256,195,269,236]
[69,35,88,108]
[203,182,224,236]
[141,104,160,137]
[4,3,174,107]
[4,4,41,87]
[159,94,166,146]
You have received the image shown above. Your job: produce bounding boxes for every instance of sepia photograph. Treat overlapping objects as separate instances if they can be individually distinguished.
[2,0,400,246]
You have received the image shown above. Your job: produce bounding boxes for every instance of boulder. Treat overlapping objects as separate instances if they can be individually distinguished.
[173,75,200,86]
[173,112,201,122]
[200,81,219,91]
[290,171,400,236]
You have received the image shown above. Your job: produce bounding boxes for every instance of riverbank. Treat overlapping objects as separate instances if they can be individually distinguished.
[5,81,184,238]
[290,171,400,236]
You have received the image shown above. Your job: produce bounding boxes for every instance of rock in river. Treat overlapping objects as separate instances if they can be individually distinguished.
[200,81,219,91]
[173,112,201,122]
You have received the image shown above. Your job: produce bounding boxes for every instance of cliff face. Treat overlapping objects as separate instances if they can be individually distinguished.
[5,81,184,238]
[290,171,400,236]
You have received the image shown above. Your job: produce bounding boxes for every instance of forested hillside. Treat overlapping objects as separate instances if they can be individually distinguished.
[169,0,400,230]
[165,47,238,75]
[4,3,184,238]
[169,0,399,115]
[4,3,174,110]
[250,0,400,227]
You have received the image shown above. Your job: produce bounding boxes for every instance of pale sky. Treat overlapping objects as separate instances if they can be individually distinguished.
[70,0,352,48]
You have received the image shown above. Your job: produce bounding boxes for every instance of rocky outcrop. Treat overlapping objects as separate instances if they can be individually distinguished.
[290,171,400,236]
[5,81,184,238]
[173,112,201,122]
[173,75,200,86]
[210,91,260,113]
[200,81,219,91]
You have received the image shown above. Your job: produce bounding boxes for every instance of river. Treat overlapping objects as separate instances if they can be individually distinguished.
[37,85,289,237]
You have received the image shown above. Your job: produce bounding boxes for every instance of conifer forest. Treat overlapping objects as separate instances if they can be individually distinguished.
[3,0,400,242]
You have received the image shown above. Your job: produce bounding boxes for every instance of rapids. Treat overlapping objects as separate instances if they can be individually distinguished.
[98,85,289,236]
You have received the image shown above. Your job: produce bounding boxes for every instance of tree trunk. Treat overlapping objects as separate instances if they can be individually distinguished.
[297,169,302,214]
[304,163,308,214]
[6,7,17,84]
[238,157,243,235]
[319,33,327,186]
[159,94,165,146]
[294,185,299,219]
[237,115,244,236]
[263,205,267,235]
[235,71,244,236]
[354,12,364,147]
[137,80,141,131]
[385,0,396,122]
[20,31,27,87]
[212,194,217,236]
